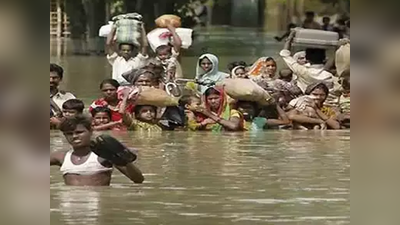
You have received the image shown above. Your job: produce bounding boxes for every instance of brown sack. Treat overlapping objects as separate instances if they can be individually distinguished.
[155,15,181,28]
[335,43,350,76]
[136,87,178,107]
[217,79,273,106]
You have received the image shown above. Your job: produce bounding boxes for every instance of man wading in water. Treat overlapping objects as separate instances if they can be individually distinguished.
[50,116,144,186]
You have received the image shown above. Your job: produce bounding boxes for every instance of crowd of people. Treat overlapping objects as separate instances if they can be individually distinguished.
[50,17,350,186]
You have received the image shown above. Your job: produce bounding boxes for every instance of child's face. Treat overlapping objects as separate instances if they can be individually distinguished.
[187,97,201,109]
[63,124,92,149]
[157,48,172,62]
[137,106,156,122]
[93,112,111,126]
[119,44,133,60]
[62,109,79,119]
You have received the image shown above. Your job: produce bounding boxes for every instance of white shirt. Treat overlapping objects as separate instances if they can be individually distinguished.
[280,49,342,107]
[107,52,148,84]
[280,49,335,93]
[51,91,76,110]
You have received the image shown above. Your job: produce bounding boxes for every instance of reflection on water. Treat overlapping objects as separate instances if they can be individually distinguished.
[51,131,350,224]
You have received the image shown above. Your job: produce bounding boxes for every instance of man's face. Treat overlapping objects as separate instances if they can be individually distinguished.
[50,72,61,89]
[62,124,92,149]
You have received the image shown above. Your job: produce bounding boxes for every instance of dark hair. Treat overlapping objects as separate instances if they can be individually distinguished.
[204,87,221,97]
[227,61,247,72]
[179,95,200,107]
[265,57,276,64]
[91,106,112,119]
[305,82,329,96]
[50,63,64,79]
[100,79,120,89]
[134,105,157,116]
[323,16,330,22]
[305,11,315,17]
[305,48,326,64]
[279,68,293,78]
[59,115,92,132]
[155,45,172,54]
[62,99,85,113]
[118,43,134,50]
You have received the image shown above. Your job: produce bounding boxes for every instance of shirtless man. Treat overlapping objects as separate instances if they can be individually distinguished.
[50,115,144,186]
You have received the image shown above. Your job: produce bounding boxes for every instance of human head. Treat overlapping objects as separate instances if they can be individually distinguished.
[305,48,326,65]
[133,70,156,87]
[293,51,307,65]
[322,16,331,25]
[145,59,165,77]
[305,82,329,107]
[155,45,172,62]
[231,66,247,79]
[264,57,277,77]
[227,61,247,72]
[278,68,293,82]
[179,95,201,109]
[134,105,157,122]
[62,99,84,119]
[59,115,92,149]
[236,101,259,121]
[118,43,135,60]
[305,11,315,22]
[99,79,120,102]
[198,54,219,75]
[50,63,63,90]
[91,106,112,126]
[204,87,223,112]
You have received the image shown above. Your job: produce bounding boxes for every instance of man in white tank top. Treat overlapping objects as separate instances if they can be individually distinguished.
[50,116,144,186]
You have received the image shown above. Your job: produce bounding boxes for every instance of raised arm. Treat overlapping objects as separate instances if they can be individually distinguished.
[167,23,182,53]
[140,23,148,56]
[106,25,117,56]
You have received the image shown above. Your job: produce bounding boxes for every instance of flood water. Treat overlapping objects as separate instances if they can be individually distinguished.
[51,131,350,225]
[50,36,349,224]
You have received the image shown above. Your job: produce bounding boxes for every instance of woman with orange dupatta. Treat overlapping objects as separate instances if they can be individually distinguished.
[189,87,244,132]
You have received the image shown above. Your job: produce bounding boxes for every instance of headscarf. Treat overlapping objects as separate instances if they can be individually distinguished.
[293,51,306,63]
[304,82,329,107]
[230,66,246,79]
[195,53,229,94]
[200,87,237,132]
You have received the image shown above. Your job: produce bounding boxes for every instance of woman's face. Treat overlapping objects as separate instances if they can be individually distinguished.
[206,93,221,111]
[310,87,327,106]
[264,60,277,77]
[135,73,153,87]
[200,57,213,72]
[101,83,118,102]
[234,68,247,78]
